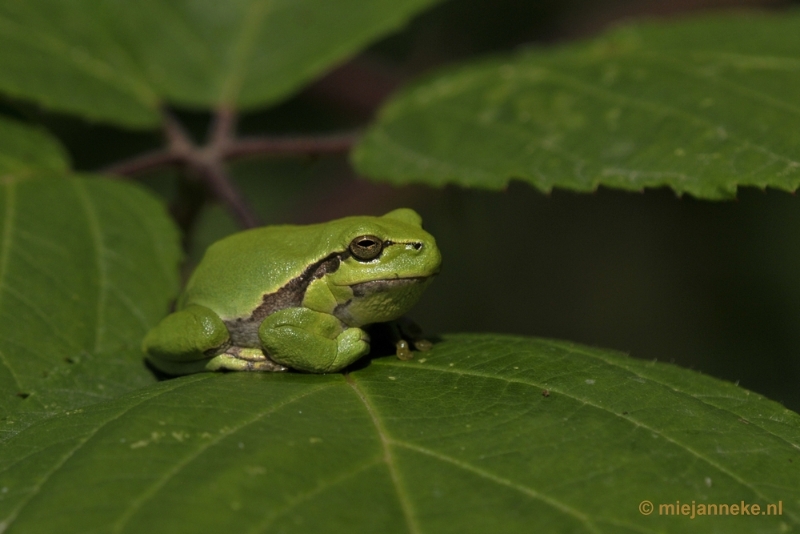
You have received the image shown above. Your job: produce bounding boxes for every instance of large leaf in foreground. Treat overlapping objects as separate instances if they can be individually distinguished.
[1,334,797,533]
[0,177,180,420]
[355,11,800,199]
[0,0,443,127]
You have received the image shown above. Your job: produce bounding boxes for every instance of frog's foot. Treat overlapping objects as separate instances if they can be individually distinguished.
[391,317,433,360]
[206,347,288,372]
[259,307,370,373]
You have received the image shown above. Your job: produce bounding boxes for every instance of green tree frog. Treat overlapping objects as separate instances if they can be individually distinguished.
[143,208,441,374]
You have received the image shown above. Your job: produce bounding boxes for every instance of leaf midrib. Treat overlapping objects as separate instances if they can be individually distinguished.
[218,0,276,105]
[72,180,108,354]
[346,374,421,534]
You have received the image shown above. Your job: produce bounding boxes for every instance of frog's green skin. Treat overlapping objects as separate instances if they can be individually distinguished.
[143,208,441,374]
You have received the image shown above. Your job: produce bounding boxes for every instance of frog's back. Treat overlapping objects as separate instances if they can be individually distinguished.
[180,224,343,319]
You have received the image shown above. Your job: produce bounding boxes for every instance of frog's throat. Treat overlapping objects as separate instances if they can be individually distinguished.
[332,276,434,327]
[345,275,433,294]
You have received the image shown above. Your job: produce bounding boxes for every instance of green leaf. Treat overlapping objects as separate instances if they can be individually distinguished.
[2,334,797,533]
[354,11,800,199]
[0,0,444,127]
[0,116,70,175]
[0,176,180,419]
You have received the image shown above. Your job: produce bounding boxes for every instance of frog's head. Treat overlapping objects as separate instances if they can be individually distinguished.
[324,208,441,325]
[331,208,441,284]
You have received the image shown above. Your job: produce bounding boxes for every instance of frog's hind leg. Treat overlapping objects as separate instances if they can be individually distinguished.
[206,347,288,372]
[143,304,231,375]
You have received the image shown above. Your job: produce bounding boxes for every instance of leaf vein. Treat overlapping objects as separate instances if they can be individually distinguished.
[0,375,211,529]
[111,382,338,532]
[249,458,383,534]
[393,439,613,534]
[376,357,798,522]
[0,13,157,107]
[540,339,800,454]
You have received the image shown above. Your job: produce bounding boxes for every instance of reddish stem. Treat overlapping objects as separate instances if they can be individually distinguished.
[196,157,261,228]
[100,106,361,230]
[104,133,359,177]
[191,107,260,228]
[101,150,182,176]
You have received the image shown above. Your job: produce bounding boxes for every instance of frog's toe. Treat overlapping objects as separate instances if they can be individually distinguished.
[206,348,288,372]
[325,328,370,371]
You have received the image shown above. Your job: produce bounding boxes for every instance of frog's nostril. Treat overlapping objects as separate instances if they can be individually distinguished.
[412,242,423,250]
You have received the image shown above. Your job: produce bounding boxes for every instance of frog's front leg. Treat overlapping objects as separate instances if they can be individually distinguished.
[259,307,370,373]
[143,305,231,375]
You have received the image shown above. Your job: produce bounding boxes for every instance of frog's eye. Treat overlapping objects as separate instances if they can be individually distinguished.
[349,235,383,261]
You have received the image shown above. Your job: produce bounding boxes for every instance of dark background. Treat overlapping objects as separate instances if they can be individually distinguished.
[9,0,800,409]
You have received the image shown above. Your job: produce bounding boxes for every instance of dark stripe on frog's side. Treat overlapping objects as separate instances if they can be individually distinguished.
[223,250,349,347]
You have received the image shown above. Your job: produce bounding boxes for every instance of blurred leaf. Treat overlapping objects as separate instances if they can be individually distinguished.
[1,334,797,533]
[0,0,444,127]
[355,11,800,199]
[0,176,180,420]
[0,116,70,175]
